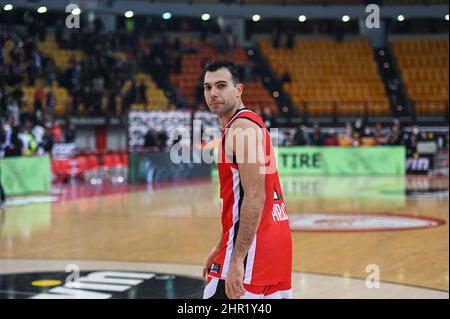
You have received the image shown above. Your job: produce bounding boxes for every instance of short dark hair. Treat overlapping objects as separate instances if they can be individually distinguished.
[204,60,240,86]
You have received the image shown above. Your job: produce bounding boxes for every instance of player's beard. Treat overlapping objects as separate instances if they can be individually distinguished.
[209,100,235,116]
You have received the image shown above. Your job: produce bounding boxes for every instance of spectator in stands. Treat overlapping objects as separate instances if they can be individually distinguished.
[43,57,56,87]
[138,81,148,106]
[46,88,57,118]
[34,85,45,113]
[387,127,402,145]
[19,120,38,156]
[196,75,205,105]
[4,126,23,157]
[293,125,310,146]
[71,85,83,115]
[214,32,228,54]
[280,71,291,85]
[157,129,169,151]
[280,131,292,146]
[127,80,137,107]
[323,129,339,146]
[0,121,11,153]
[334,21,344,43]
[107,89,117,117]
[144,125,158,149]
[343,121,353,139]
[39,126,54,154]
[363,126,372,138]
[32,121,45,146]
[250,64,260,82]
[310,123,324,146]
[50,121,64,143]
[392,118,407,144]
[405,125,422,156]
[55,20,64,44]
[353,118,364,137]
[174,86,186,109]
[19,102,35,125]
[373,122,386,137]
[6,96,20,126]
[64,122,77,143]
[174,52,182,74]
[261,106,275,130]
[286,30,295,49]
[373,122,388,145]
[238,64,250,83]
[226,26,237,55]
[392,118,404,136]
[272,26,281,49]
[200,21,210,42]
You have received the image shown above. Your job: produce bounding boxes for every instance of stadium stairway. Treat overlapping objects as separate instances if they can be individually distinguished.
[374,43,412,120]
[252,43,296,125]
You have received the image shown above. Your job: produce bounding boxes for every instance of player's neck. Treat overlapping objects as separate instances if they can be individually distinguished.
[219,102,246,127]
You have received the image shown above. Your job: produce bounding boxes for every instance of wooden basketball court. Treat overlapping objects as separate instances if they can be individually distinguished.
[0,175,448,298]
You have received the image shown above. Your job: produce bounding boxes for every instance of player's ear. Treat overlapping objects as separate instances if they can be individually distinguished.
[236,83,243,98]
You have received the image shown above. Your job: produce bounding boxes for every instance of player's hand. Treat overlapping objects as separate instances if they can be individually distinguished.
[202,246,220,281]
[201,264,211,281]
[225,261,246,299]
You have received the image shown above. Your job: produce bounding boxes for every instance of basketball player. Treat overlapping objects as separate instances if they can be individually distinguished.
[202,61,292,299]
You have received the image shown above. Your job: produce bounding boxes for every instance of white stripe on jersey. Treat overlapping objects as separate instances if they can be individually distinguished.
[224,109,251,129]
[263,289,293,299]
[243,235,257,284]
[222,167,241,278]
[203,278,220,299]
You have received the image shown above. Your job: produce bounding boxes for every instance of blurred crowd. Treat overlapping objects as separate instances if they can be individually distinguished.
[284,118,448,156]
[0,117,77,158]
[1,15,264,122]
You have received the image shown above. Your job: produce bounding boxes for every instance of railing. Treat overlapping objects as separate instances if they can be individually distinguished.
[294,99,448,123]
[411,100,449,120]
[296,100,391,123]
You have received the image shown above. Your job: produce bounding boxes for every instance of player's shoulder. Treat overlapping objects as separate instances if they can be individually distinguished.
[230,110,263,130]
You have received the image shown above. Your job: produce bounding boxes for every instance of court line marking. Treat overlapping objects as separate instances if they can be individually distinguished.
[0,258,447,294]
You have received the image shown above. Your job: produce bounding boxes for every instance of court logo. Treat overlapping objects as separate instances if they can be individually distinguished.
[0,271,205,299]
[289,213,445,232]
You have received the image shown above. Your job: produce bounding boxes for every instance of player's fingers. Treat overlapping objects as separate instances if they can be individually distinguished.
[237,283,246,297]
[202,267,206,279]
[233,283,244,298]
[225,280,231,298]
[225,280,236,299]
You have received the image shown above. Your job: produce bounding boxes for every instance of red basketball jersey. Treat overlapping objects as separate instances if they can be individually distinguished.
[209,108,292,285]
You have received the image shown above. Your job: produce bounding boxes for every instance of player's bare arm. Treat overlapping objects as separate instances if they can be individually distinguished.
[224,118,266,299]
[202,231,223,280]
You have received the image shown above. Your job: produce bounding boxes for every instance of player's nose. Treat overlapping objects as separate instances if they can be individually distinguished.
[210,86,220,98]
